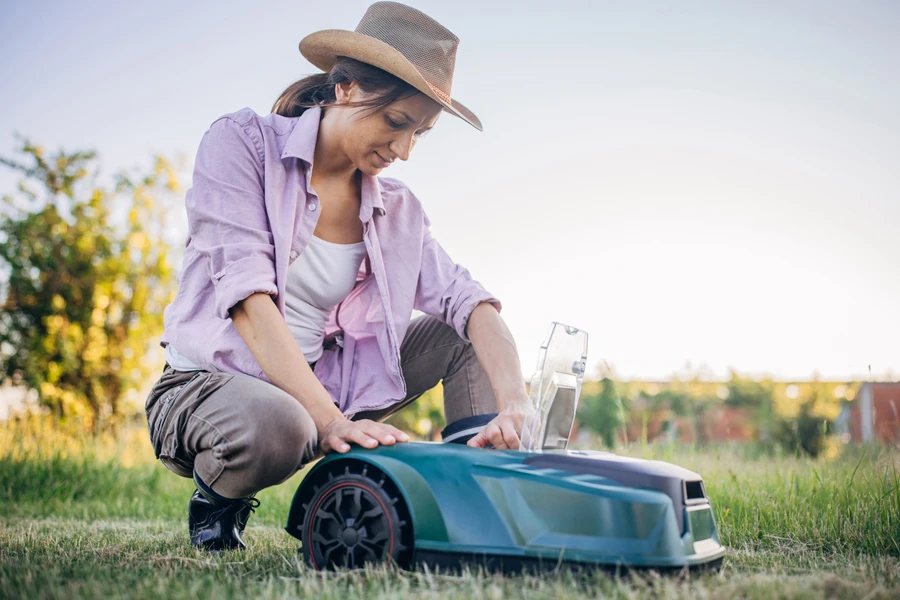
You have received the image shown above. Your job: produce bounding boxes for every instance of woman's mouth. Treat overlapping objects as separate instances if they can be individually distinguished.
[375,152,391,167]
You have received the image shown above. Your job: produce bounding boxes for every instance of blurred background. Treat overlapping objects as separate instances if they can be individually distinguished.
[1,0,898,455]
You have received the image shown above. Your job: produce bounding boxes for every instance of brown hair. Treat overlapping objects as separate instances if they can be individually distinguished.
[272,57,420,118]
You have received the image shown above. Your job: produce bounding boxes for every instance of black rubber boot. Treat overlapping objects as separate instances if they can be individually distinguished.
[189,471,260,552]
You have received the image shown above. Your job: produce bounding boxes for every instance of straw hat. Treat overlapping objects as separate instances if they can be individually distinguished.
[299,1,482,131]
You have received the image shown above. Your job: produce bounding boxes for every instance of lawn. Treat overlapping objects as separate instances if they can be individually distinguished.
[1,417,898,599]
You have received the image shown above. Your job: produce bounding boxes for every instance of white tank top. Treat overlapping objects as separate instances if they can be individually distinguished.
[283,234,367,362]
[165,234,367,370]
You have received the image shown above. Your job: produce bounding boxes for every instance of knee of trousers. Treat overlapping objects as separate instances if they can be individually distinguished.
[451,335,481,373]
[231,401,318,489]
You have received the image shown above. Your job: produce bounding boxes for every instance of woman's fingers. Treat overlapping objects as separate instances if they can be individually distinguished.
[467,424,502,449]
[500,421,520,450]
[347,426,379,449]
[485,423,506,449]
[368,422,398,445]
[323,434,350,454]
[319,419,411,453]
[384,424,410,442]
[466,416,522,450]
[355,421,394,445]
[356,420,411,445]
[467,430,489,448]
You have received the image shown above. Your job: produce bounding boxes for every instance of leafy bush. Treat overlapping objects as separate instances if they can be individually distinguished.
[0,138,179,428]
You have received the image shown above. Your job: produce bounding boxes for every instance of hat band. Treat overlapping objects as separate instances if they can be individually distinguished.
[426,82,451,105]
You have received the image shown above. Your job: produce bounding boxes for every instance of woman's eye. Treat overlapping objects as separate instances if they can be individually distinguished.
[387,117,403,128]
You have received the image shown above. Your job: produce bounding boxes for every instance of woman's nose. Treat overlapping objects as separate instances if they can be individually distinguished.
[390,132,416,161]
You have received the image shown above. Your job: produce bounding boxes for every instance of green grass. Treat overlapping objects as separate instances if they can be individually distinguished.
[1,416,899,599]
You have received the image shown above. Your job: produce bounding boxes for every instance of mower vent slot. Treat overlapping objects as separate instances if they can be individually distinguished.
[684,480,706,503]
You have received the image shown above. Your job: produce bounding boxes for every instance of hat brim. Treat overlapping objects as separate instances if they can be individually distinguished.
[299,29,483,132]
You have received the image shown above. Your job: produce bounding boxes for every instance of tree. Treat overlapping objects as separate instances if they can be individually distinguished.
[726,372,775,442]
[0,136,179,429]
[772,380,838,458]
[577,377,624,448]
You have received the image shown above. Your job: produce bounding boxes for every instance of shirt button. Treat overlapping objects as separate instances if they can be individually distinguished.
[290,250,298,259]
[308,203,317,211]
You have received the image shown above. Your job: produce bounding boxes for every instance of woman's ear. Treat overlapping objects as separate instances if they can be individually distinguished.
[334,81,356,104]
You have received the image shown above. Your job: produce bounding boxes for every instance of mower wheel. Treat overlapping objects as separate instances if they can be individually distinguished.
[300,460,413,570]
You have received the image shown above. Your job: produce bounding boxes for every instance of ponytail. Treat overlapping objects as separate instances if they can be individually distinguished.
[271,73,334,117]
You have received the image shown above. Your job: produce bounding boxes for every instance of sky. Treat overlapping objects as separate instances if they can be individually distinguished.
[1,1,898,381]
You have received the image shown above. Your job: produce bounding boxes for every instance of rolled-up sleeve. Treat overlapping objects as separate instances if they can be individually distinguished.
[186,116,277,319]
[413,213,503,342]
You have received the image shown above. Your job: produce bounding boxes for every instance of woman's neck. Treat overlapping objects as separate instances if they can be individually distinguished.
[312,111,358,184]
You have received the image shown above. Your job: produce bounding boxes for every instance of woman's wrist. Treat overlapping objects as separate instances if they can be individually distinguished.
[312,410,347,436]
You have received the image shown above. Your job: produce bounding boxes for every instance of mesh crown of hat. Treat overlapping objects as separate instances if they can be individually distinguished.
[356,1,458,100]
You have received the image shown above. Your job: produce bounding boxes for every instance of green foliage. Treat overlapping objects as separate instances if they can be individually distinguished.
[652,388,697,417]
[385,384,446,440]
[577,377,624,448]
[0,136,179,428]
[585,373,850,457]
[724,374,836,457]
[725,374,774,409]
[726,373,775,441]
[773,383,833,458]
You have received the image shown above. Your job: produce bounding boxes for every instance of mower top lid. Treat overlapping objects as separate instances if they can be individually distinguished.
[520,322,588,452]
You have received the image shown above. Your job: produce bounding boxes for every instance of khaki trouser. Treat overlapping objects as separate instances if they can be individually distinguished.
[144,314,497,499]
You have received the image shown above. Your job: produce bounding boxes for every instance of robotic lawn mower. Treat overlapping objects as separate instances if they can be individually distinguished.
[285,323,725,573]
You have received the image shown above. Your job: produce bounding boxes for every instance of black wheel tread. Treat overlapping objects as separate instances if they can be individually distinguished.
[300,460,413,571]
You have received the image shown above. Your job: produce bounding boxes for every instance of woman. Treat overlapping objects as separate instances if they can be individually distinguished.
[145,1,532,552]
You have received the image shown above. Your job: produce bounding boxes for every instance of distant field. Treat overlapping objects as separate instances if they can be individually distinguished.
[1,417,898,599]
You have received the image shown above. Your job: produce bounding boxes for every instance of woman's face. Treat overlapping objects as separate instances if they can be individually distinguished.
[333,82,442,176]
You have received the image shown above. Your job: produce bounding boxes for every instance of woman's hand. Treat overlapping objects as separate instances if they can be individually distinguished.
[467,401,535,450]
[318,417,410,454]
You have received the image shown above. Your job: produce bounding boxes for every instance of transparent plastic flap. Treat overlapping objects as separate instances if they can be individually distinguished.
[520,322,589,452]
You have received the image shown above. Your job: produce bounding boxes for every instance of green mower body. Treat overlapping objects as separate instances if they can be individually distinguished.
[285,441,725,573]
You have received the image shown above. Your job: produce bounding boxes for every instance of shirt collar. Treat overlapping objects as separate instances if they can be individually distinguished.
[281,105,319,165]
[281,105,386,221]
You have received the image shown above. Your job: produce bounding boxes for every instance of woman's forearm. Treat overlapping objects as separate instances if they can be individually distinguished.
[466,302,530,409]
[230,292,344,431]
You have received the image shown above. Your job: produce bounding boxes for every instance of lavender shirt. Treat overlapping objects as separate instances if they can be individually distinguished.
[160,106,502,416]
